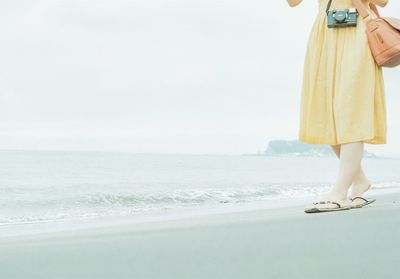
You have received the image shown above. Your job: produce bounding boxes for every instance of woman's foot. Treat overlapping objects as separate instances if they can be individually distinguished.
[350,175,372,207]
[304,189,351,213]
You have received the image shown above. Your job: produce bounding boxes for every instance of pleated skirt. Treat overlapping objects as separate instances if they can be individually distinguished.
[298,0,387,145]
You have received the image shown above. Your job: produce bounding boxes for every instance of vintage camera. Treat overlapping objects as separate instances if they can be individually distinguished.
[327,8,358,28]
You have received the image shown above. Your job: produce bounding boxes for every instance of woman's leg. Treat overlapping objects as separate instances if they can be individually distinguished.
[330,144,372,202]
[330,144,341,158]
[322,141,365,205]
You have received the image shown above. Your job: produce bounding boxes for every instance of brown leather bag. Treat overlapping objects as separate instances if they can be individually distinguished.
[352,0,400,67]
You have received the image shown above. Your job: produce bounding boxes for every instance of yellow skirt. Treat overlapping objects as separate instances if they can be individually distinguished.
[298,0,387,145]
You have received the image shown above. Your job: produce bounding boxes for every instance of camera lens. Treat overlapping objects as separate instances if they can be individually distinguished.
[334,11,347,23]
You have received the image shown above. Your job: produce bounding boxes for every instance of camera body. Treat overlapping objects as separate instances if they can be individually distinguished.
[327,8,358,28]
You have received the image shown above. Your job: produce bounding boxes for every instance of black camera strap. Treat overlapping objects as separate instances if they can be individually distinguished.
[326,0,333,15]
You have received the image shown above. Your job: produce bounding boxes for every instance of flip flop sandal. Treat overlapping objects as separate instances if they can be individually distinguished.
[350,196,376,209]
[304,201,351,214]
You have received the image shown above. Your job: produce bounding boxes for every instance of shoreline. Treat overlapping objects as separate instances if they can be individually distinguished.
[1,187,400,241]
[0,195,316,241]
[1,191,400,278]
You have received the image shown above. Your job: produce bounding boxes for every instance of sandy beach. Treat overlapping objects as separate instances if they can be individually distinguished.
[1,192,400,279]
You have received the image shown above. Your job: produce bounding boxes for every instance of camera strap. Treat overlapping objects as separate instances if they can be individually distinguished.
[327,0,380,18]
[326,0,333,15]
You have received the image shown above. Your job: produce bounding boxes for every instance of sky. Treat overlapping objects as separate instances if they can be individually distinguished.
[0,0,399,156]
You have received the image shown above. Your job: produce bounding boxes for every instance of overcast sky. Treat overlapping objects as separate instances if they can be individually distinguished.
[0,0,399,156]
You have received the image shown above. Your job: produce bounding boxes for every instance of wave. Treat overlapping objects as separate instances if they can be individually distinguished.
[1,181,399,226]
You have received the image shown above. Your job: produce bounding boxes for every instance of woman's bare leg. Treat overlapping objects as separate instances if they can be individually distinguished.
[330,144,341,158]
[330,144,372,203]
[315,141,364,207]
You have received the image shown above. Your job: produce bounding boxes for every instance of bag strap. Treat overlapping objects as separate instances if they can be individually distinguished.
[351,0,380,19]
[369,3,381,17]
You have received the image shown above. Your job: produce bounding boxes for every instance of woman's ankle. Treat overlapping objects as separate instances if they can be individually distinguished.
[325,188,348,201]
[350,180,372,198]
[353,170,370,185]
[352,174,371,187]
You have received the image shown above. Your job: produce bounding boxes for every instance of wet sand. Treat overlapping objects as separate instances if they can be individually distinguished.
[1,192,400,279]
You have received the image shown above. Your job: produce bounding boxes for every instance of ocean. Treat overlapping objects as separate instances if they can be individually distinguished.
[1,150,400,228]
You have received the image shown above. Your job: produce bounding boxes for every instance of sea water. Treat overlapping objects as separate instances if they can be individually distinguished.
[1,150,400,228]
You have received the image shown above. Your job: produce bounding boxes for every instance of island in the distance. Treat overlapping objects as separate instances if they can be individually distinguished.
[262,140,377,157]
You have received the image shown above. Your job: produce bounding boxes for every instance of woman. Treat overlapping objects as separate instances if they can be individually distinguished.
[287,0,389,213]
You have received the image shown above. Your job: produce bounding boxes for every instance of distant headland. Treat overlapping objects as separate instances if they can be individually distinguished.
[254,140,377,157]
